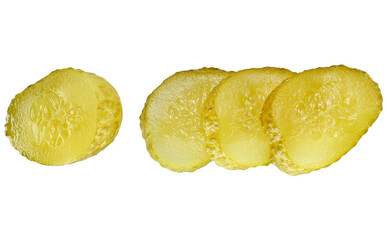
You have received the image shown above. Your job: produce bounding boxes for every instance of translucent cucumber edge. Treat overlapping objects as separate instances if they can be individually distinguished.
[5,90,36,163]
[79,71,123,162]
[261,82,311,176]
[203,83,249,170]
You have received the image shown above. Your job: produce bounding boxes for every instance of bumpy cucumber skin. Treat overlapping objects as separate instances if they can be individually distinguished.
[203,85,245,170]
[78,71,123,161]
[204,67,295,170]
[261,84,311,175]
[140,68,234,172]
[261,65,383,175]
[5,68,122,165]
[5,90,33,162]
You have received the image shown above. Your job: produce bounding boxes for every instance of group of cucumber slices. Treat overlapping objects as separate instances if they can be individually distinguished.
[4,66,382,174]
[140,66,383,175]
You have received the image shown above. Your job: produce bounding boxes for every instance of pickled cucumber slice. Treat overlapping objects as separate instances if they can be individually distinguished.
[140,68,233,172]
[204,68,295,169]
[5,68,123,165]
[261,65,383,175]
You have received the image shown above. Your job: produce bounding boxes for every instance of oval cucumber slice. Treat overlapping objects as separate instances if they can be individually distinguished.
[6,68,122,165]
[261,65,383,175]
[204,67,295,169]
[140,68,233,172]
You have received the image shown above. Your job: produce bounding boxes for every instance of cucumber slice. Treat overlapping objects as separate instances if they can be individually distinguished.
[261,65,383,175]
[5,68,122,165]
[140,68,233,172]
[204,68,295,169]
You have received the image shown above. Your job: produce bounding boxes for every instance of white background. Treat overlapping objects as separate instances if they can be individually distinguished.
[0,1,386,239]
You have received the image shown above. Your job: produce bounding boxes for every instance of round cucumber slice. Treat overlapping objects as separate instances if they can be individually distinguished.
[6,68,122,165]
[261,65,382,175]
[204,68,295,169]
[140,68,233,172]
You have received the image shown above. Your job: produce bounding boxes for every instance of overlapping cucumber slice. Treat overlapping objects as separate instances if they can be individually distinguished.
[6,68,122,165]
[261,65,383,175]
[204,68,295,169]
[140,68,233,172]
